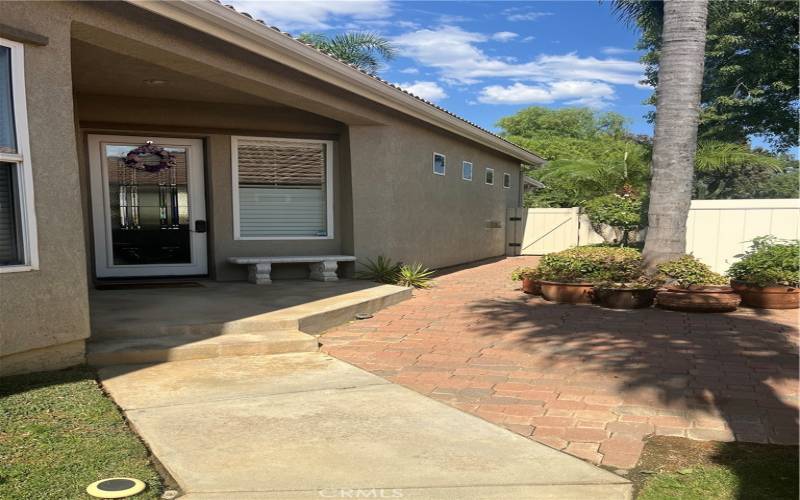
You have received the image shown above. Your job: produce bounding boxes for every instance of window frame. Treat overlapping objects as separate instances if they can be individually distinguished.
[231,135,335,241]
[432,152,446,176]
[503,172,511,189]
[461,161,473,181]
[0,37,38,273]
[485,167,495,185]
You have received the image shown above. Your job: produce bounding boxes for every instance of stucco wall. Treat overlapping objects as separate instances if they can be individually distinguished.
[349,119,521,269]
[0,2,90,376]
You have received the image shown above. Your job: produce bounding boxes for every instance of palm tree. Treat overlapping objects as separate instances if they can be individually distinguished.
[613,0,709,269]
[297,32,396,75]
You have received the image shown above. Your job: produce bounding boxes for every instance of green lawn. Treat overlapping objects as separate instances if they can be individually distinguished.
[634,436,798,500]
[0,366,163,499]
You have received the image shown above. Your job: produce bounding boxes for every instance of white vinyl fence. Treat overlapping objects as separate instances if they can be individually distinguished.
[507,198,800,272]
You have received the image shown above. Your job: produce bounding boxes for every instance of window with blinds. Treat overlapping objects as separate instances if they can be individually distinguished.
[233,138,332,239]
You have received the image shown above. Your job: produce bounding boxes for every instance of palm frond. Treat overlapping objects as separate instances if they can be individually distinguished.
[694,141,784,173]
[609,0,663,32]
[299,31,396,74]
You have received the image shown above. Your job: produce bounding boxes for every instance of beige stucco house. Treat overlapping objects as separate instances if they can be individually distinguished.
[0,0,542,376]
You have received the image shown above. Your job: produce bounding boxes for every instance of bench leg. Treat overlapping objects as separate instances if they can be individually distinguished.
[248,263,272,285]
[309,260,339,282]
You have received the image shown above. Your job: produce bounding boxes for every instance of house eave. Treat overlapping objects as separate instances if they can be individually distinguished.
[125,0,545,165]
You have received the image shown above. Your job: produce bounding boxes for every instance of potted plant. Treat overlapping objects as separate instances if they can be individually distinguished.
[655,256,740,312]
[536,246,642,303]
[727,237,800,309]
[593,276,658,309]
[511,266,541,295]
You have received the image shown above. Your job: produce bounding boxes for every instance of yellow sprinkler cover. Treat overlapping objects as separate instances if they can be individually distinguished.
[86,478,146,498]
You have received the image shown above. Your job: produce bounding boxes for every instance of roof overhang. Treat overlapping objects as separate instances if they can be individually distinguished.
[126,0,545,165]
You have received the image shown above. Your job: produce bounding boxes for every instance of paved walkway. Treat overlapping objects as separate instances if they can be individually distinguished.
[99,353,630,499]
[322,257,799,469]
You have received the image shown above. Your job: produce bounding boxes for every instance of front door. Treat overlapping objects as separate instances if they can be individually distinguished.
[88,135,207,278]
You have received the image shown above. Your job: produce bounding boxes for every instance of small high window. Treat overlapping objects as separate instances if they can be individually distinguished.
[503,172,511,189]
[485,167,494,185]
[462,161,473,181]
[433,152,446,176]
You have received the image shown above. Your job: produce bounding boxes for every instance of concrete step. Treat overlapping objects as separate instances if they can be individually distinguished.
[87,330,318,366]
[91,282,412,340]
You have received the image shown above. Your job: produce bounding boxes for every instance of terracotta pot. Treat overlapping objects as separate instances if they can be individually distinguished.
[593,287,656,309]
[656,285,740,313]
[731,281,800,309]
[521,278,541,295]
[539,281,595,304]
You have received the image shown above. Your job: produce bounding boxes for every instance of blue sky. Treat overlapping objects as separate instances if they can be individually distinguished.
[229,1,654,136]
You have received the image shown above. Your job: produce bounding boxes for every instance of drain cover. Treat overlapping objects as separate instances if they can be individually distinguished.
[86,478,146,498]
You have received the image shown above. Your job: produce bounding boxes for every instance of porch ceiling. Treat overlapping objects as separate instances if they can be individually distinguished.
[72,39,285,107]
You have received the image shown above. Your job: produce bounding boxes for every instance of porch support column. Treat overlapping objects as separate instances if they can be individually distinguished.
[309,261,339,282]
[248,263,272,285]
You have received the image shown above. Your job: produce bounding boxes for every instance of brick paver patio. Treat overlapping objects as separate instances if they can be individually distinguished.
[322,257,799,469]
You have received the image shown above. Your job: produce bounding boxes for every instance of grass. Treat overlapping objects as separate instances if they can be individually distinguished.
[631,436,798,500]
[0,366,163,499]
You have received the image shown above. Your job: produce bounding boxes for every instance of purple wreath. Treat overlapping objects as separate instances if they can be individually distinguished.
[124,143,177,172]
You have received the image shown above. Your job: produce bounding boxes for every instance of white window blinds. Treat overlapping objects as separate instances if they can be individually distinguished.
[234,138,332,238]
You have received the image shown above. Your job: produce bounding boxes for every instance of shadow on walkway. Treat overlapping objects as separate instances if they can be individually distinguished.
[468,297,798,445]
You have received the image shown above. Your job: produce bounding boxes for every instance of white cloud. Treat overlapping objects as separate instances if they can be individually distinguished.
[478,81,616,108]
[226,0,392,31]
[522,36,535,42]
[392,26,643,85]
[399,67,420,74]
[502,8,554,22]
[398,81,448,102]
[602,46,637,55]
[491,31,519,42]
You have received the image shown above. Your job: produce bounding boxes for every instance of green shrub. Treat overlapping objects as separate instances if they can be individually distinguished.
[395,263,434,289]
[356,256,401,284]
[656,255,729,287]
[358,257,434,288]
[537,246,643,283]
[584,194,643,246]
[727,236,800,287]
[511,266,540,281]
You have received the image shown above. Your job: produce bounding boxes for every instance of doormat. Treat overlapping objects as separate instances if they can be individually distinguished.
[94,281,204,290]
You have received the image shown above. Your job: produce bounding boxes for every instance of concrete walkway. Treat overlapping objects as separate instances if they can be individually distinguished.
[99,353,631,499]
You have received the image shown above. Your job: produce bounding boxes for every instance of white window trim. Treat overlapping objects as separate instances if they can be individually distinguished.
[231,135,335,240]
[432,152,446,176]
[461,161,473,181]
[485,167,495,185]
[0,37,38,273]
[503,172,511,189]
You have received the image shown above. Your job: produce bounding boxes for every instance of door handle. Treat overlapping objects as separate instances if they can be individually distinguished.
[194,220,207,233]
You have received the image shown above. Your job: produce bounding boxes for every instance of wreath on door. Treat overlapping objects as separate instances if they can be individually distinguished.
[123,141,177,172]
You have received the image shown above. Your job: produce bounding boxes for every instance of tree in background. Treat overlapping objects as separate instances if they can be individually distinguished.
[693,146,798,199]
[297,32,396,75]
[632,0,799,151]
[497,107,651,207]
[613,0,709,269]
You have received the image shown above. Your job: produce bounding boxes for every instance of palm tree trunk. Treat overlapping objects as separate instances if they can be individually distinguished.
[642,0,709,270]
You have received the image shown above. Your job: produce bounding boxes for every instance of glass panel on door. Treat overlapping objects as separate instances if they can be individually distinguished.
[104,144,191,266]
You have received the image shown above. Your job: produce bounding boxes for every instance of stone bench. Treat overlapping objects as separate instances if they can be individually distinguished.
[228,256,357,285]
